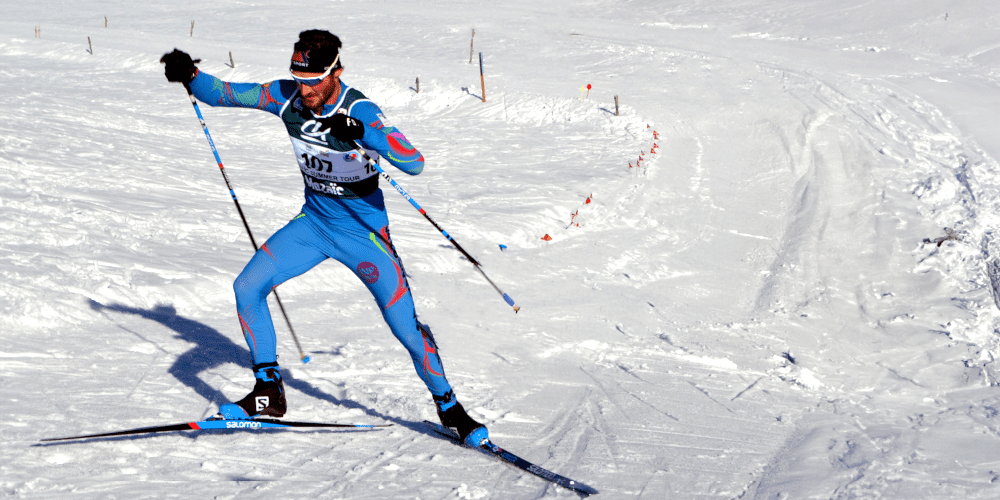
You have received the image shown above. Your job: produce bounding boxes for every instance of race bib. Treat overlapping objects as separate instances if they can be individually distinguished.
[291,137,378,183]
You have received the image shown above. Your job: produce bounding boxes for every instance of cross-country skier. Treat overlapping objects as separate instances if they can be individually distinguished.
[160,29,488,446]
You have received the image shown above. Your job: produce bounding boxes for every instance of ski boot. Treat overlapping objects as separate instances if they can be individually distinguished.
[218,362,286,419]
[435,391,489,446]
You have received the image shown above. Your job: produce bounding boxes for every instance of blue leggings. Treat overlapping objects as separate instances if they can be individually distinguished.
[232,206,453,398]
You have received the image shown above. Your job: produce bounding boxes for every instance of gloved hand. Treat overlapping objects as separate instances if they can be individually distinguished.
[160,49,200,84]
[317,114,365,141]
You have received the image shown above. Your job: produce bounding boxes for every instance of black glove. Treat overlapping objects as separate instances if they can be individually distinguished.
[317,114,365,141]
[160,49,200,84]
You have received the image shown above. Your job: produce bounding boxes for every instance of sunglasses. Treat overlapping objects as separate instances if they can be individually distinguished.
[289,54,340,86]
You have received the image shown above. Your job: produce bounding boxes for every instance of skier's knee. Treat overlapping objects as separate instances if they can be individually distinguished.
[233,271,266,303]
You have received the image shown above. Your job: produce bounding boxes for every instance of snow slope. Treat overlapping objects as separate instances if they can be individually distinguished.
[4,0,1000,498]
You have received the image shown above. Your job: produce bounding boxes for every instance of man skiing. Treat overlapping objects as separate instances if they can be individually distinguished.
[160,29,488,446]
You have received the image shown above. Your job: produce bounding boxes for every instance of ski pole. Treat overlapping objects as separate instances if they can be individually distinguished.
[181,82,311,363]
[355,148,520,313]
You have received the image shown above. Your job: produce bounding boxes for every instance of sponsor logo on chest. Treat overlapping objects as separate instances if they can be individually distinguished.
[298,119,329,145]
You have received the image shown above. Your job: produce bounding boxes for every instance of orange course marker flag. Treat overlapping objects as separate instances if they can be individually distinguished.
[541,234,553,241]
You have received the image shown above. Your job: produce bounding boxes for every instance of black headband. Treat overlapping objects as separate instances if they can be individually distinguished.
[289,48,339,73]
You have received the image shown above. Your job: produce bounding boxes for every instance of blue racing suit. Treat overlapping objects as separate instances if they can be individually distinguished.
[188,70,453,400]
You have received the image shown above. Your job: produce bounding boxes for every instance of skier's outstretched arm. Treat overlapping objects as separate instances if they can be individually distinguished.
[187,71,294,115]
[160,48,292,116]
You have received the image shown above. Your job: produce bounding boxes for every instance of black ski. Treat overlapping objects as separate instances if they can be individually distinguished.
[424,420,598,498]
[41,418,390,442]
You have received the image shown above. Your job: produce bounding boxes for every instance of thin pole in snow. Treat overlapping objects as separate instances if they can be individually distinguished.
[479,52,486,102]
[469,29,475,64]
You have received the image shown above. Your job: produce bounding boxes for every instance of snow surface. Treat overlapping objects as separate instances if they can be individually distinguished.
[5,0,1000,498]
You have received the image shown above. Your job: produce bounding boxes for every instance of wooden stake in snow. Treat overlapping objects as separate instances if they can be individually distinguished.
[469,29,475,64]
[614,95,620,116]
[35,25,40,38]
[104,16,108,28]
[87,37,92,54]
[229,51,235,68]
[479,52,486,102]
[190,21,195,37]
[415,77,420,93]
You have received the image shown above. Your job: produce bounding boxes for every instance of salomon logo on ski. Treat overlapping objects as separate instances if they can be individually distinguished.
[226,420,263,429]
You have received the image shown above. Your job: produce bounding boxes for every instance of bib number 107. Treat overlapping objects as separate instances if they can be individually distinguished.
[302,153,333,173]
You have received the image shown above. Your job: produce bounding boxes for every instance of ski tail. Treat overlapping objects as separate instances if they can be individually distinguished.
[40,423,199,442]
[40,419,391,443]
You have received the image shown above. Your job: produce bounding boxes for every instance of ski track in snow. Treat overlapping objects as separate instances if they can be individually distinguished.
[6,0,1000,498]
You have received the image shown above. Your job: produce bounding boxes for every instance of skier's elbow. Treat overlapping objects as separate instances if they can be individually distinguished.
[405,159,424,175]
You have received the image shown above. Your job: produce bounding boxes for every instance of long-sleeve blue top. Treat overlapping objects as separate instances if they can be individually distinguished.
[188,70,424,217]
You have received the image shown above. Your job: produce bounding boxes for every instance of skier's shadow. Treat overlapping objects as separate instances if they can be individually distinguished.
[88,300,427,433]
